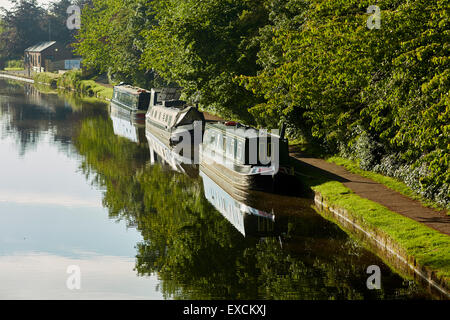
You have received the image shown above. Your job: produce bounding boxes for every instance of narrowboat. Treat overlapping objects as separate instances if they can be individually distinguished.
[200,121,293,194]
[109,102,146,144]
[200,170,287,237]
[145,88,205,149]
[111,83,151,121]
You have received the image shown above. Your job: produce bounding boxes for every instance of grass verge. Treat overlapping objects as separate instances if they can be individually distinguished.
[313,181,450,285]
[4,68,24,71]
[290,157,450,290]
[34,72,60,87]
[33,71,113,101]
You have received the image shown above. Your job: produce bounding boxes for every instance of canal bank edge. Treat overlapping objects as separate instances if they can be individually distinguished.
[0,71,34,83]
[0,71,113,102]
[311,184,450,299]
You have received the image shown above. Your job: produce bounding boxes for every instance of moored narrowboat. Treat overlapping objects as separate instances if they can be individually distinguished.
[111,83,151,121]
[145,88,205,150]
[200,121,293,193]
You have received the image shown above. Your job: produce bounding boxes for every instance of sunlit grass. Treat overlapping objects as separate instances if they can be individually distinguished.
[4,67,24,71]
[312,181,450,283]
[290,158,450,287]
[33,71,113,101]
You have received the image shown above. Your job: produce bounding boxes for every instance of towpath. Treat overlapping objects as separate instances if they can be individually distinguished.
[289,146,450,236]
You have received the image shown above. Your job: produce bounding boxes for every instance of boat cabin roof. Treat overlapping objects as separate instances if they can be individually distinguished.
[114,84,149,96]
[205,122,281,140]
[148,104,204,129]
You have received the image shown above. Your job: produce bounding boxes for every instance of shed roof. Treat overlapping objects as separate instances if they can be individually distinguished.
[25,41,57,53]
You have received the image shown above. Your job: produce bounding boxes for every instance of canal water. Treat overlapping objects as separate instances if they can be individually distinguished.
[0,79,433,299]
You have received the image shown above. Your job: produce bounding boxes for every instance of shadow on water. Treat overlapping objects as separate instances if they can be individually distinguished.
[0,79,437,300]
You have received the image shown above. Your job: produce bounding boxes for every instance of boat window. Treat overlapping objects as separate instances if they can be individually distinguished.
[168,116,173,126]
[226,137,235,158]
[204,130,216,147]
[216,133,223,152]
[116,91,138,109]
[236,141,244,163]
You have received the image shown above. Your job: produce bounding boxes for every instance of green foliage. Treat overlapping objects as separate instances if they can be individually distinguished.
[140,0,269,122]
[75,0,158,88]
[6,59,24,69]
[33,70,113,100]
[0,0,81,63]
[242,0,449,205]
[34,72,60,87]
[57,70,113,100]
[73,0,448,204]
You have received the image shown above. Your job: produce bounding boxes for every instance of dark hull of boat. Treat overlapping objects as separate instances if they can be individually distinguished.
[145,121,174,145]
[199,159,289,197]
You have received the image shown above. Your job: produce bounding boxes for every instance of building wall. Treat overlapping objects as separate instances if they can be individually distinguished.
[25,43,73,73]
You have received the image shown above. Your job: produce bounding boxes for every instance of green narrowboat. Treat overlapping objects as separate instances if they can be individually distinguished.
[200,121,292,193]
[111,84,151,120]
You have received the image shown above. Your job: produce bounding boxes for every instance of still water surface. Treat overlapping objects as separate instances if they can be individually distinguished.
[0,79,433,299]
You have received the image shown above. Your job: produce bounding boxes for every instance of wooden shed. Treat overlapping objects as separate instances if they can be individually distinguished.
[24,41,72,73]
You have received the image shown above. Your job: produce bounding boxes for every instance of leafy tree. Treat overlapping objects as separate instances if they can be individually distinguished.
[0,0,48,60]
[0,0,83,64]
[74,0,158,87]
[242,0,449,205]
[140,0,269,122]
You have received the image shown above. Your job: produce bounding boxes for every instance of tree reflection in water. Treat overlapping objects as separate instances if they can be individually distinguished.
[74,113,431,300]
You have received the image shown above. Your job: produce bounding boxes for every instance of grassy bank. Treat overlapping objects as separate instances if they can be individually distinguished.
[33,71,113,101]
[291,158,450,291]
[4,67,24,71]
[34,72,60,87]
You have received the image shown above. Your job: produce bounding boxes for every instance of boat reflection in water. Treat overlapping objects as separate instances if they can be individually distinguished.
[146,127,199,177]
[109,102,146,144]
[200,169,288,237]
